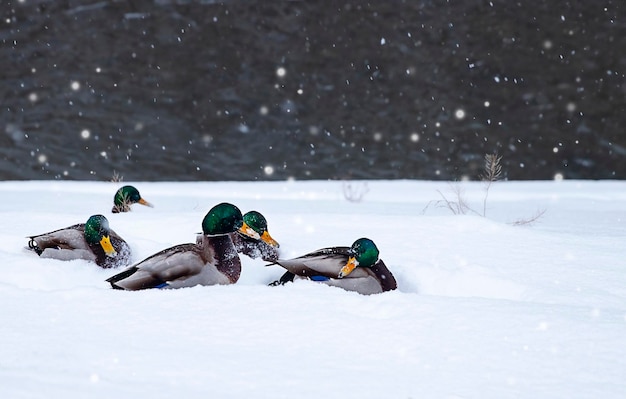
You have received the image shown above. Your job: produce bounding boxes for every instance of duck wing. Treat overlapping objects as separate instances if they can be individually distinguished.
[28,223,88,253]
[273,246,369,278]
[28,224,98,262]
[106,243,206,290]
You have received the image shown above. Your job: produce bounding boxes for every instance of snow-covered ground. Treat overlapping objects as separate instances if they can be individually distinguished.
[0,179,625,398]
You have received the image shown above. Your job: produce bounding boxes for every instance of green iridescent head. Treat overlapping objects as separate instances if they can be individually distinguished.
[243,211,268,235]
[112,185,153,213]
[338,238,380,278]
[349,238,380,268]
[202,203,244,236]
[242,211,279,247]
[84,214,117,257]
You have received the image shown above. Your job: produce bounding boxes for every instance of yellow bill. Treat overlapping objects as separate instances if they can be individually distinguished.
[239,222,261,240]
[100,235,117,257]
[261,231,280,247]
[138,198,154,208]
[338,256,358,278]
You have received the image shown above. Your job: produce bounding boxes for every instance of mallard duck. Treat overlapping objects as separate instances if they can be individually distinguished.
[111,185,153,213]
[200,210,280,262]
[27,214,132,269]
[269,238,397,295]
[107,202,257,290]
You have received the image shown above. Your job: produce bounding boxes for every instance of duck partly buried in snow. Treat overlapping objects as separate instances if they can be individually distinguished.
[107,202,258,290]
[27,214,132,269]
[269,238,397,295]
[205,210,280,262]
[111,185,153,213]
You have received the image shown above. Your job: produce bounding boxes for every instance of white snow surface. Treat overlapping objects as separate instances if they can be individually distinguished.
[1,179,625,398]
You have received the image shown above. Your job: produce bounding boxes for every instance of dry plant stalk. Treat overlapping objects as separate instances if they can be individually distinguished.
[510,208,547,226]
[110,171,124,182]
[111,191,134,213]
[428,185,478,215]
[342,181,369,203]
[481,154,502,182]
[423,152,545,224]
[481,154,502,217]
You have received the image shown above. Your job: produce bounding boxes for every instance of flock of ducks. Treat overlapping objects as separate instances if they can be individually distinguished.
[26,185,397,295]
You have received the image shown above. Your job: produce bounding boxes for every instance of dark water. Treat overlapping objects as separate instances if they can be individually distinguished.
[1,0,625,181]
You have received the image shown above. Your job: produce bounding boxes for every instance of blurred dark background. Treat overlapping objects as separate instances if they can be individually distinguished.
[1,0,624,181]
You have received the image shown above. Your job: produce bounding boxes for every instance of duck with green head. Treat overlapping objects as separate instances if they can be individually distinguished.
[112,185,154,213]
[27,214,132,269]
[269,238,397,295]
[198,210,280,262]
[107,202,258,290]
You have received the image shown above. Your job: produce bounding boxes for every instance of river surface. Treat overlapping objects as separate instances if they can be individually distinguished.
[1,0,624,181]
